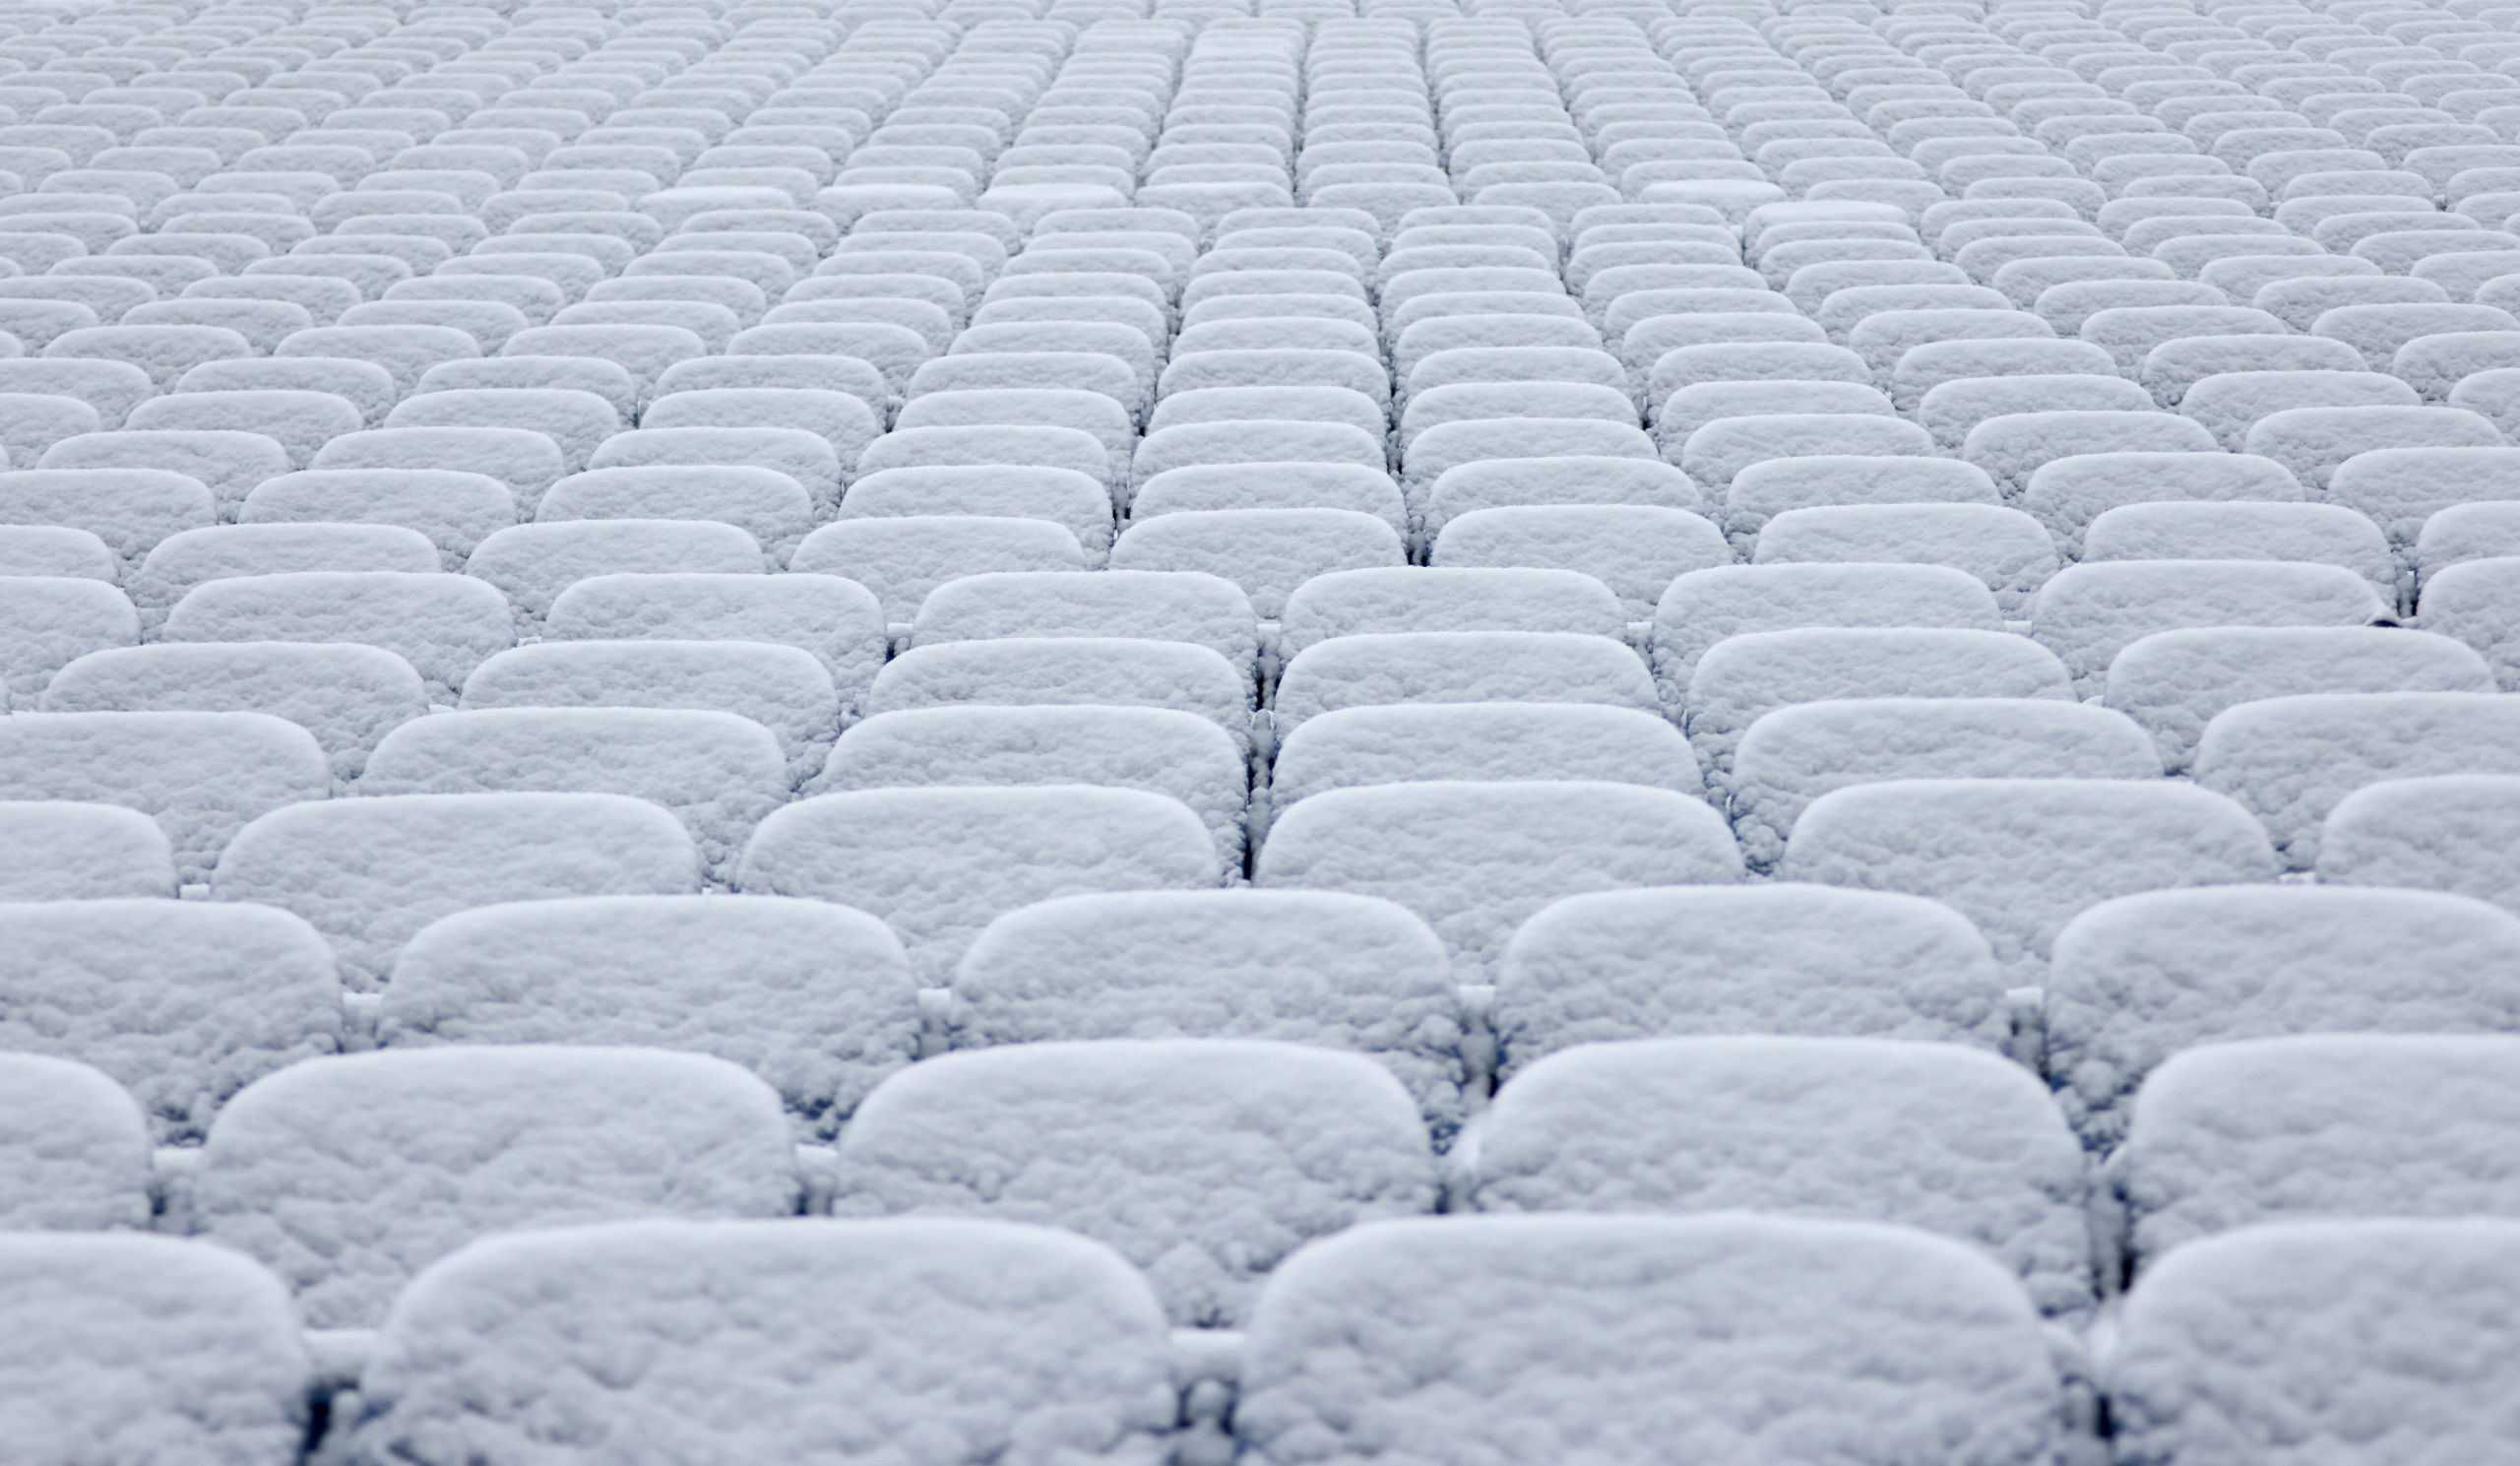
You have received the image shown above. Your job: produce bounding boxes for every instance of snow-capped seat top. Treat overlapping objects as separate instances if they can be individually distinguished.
[0,1233,309,1463]
[1235,1213,2067,1466]
[2030,560,2391,691]
[835,1040,1438,1325]
[2318,773,2520,914]
[380,894,918,1135]
[1684,627,2075,774]
[1469,1036,2095,1316]
[0,1052,152,1230]
[2108,627,2493,773]
[0,710,327,884]
[909,568,1257,675]
[0,800,174,902]
[2108,1219,2520,1466]
[1782,779,2279,976]
[2117,1035,2520,1269]
[1256,780,1741,979]
[2194,691,2520,867]
[191,1046,799,1327]
[346,1217,1174,1466]
[789,515,1086,624]
[739,786,1224,980]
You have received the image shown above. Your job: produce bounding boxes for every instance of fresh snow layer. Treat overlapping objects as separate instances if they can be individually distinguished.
[2109,1220,2520,1466]
[1235,1214,2065,1466]
[0,899,341,1144]
[0,1233,310,1464]
[951,888,1467,1134]
[0,1052,152,1231]
[835,1040,1437,1325]
[193,1046,800,1327]
[1469,1037,2094,1315]
[1493,884,2011,1080]
[381,895,919,1135]
[354,1219,1175,1466]
[2115,1036,2520,1267]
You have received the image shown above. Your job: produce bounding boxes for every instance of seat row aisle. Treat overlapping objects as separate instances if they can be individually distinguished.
[3,0,2520,1459]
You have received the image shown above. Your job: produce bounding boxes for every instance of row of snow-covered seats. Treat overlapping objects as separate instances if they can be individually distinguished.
[33,1209,2520,1464]
[16,874,2520,1300]
[11,0,2520,1457]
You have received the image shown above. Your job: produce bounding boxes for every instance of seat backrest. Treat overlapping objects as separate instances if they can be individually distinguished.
[836,1040,1436,1325]
[0,1052,151,1229]
[1493,883,2010,1080]
[1685,627,2076,773]
[0,710,329,884]
[0,900,341,1145]
[2109,1219,2520,1466]
[349,1217,1174,1466]
[542,570,886,700]
[0,799,175,901]
[2032,560,2390,690]
[1256,781,1742,978]
[2194,691,2520,868]
[163,568,515,701]
[1273,701,1700,808]
[194,1047,799,1327]
[381,894,916,1135]
[2108,627,2493,775]
[1782,779,2279,975]
[0,1233,309,1462]
[459,638,841,774]
[1730,697,2161,868]
[1280,565,1624,658]
[2118,1036,2520,1268]
[950,886,1462,1128]
[212,792,699,985]
[740,787,1223,979]
[1470,1036,2095,1316]
[910,568,1256,670]
[1236,1214,2065,1466]
[1274,630,1662,732]
[2318,772,2520,912]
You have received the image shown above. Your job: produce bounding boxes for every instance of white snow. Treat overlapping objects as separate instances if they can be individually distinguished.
[740,787,1223,980]
[351,1218,1174,1466]
[212,792,699,987]
[1784,779,2279,976]
[2116,1035,2520,1267]
[0,1233,310,1462]
[1235,1214,2066,1466]
[0,1052,152,1231]
[0,711,330,883]
[1469,1037,2095,1315]
[834,1040,1437,1325]
[2193,692,2520,868]
[193,1047,800,1327]
[2108,1219,2520,1466]
[1685,628,2075,774]
[2318,773,2520,913]
[1257,781,1741,978]
[381,895,918,1135]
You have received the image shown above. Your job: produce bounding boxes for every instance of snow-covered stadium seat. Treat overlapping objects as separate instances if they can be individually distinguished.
[1234,1214,2068,1466]
[792,516,1087,624]
[0,898,341,1144]
[2109,1219,2520,1466]
[0,1233,309,1462]
[362,708,784,884]
[1652,563,2002,694]
[0,800,175,901]
[1273,629,1661,733]
[950,885,1463,1128]
[909,568,1256,676]
[381,895,916,1136]
[0,711,328,884]
[1272,701,1698,807]
[1784,779,2279,976]
[2032,561,2391,692]
[2318,773,2520,913]
[0,574,135,700]
[835,1040,1436,1325]
[0,1052,151,1230]
[740,787,1223,980]
[1280,565,1625,658]
[1684,628,2075,775]
[162,569,513,703]
[2108,628,2493,772]
[212,792,698,986]
[348,1218,1173,1466]
[823,706,1247,867]
[461,639,841,778]
[1729,698,2161,869]
[2194,692,2520,868]
[1469,1037,2094,1315]
[192,1047,799,1327]
[2115,1035,2520,1269]
[1256,781,1740,978]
